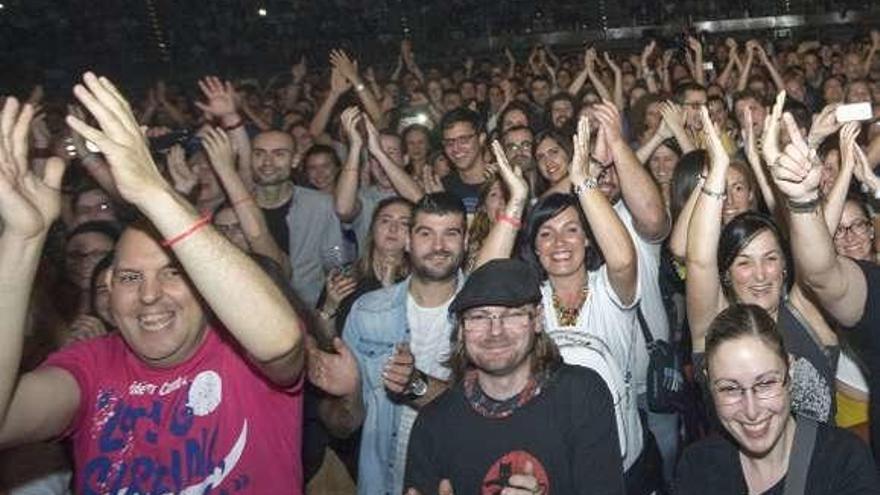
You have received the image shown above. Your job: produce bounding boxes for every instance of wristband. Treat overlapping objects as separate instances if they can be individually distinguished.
[161,213,213,248]
[317,308,338,320]
[701,185,726,200]
[787,196,821,214]
[572,177,599,196]
[496,213,522,229]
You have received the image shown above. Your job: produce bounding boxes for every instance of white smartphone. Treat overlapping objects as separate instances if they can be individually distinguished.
[836,102,873,123]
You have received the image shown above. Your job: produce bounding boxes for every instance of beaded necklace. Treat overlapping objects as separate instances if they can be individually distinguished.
[551,284,589,327]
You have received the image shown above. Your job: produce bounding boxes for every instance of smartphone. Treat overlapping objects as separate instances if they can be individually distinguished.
[702,62,715,71]
[836,102,873,123]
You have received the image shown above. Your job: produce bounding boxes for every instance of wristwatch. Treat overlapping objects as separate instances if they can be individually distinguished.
[405,369,428,398]
[572,177,598,196]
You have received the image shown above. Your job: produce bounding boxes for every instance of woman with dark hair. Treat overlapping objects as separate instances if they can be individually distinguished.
[687,105,838,424]
[675,304,879,495]
[479,117,653,492]
[533,128,574,197]
[465,176,510,272]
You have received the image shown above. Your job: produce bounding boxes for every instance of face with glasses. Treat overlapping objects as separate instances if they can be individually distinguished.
[502,128,535,171]
[834,200,874,261]
[442,122,481,172]
[461,304,541,376]
[65,232,116,290]
[708,335,791,457]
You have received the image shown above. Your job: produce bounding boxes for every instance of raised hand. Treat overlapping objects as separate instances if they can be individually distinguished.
[330,49,360,84]
[306,336,359,397]
[742,110,760,166]
[0,98,66,239]
[603,52,621,74]
[383,342,415,395]
[330,66,353,97]
[700,105,729,172]
[490,140,528,202]
[201,127,235,173]
[584,47,598,72]
[687,36,702,54]
[166,144,196,195]
[324,270,357,313]
[363,114,382,153]
[659,101,687,133]
[421,166,444,193]
[340,106,363,149]
[569,114,593,186]
[807,103,842,149]
[195,76,238,122]
[763,90,821,202]
[853,144,880,196]
[592,100,625,145]
[640,41,656,69]
[725,37,738,51]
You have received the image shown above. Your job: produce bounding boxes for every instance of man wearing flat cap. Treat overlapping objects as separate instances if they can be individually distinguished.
[404,258,626,495]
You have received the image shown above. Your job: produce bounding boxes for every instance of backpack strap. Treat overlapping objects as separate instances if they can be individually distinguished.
[636,304,654,345]
[783,416,819,495]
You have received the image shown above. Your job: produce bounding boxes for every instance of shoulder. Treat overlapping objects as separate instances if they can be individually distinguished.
[350,280,407,312]
[293,186,335,209]
[43,333,126,373]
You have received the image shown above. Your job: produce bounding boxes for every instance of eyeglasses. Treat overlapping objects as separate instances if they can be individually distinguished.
[442,133,476,149]
[505,141,533,154]
[834,218,872,240]
[713,373,788,406]
[462,310,534,333]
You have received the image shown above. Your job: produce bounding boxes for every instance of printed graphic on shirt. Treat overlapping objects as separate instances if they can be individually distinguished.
[80,370,250,495]
[481,450,549,495]
[790,357,833,422]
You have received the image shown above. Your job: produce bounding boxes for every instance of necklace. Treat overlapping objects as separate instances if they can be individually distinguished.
[552,284,589,327]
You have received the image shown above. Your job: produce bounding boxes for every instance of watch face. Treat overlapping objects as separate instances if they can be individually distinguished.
[409,377,428,397]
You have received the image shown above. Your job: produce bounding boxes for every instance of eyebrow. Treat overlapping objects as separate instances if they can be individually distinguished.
[712,370,784,385]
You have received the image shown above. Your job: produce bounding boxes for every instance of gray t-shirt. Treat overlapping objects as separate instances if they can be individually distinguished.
[287,185,344,307]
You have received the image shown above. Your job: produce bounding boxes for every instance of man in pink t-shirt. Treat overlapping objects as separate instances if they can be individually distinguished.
[0,74,305,493]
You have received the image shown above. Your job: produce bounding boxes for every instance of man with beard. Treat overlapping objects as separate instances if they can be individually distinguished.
[545,92,576,132]
[307,192,467,495]
[501,125,540,201]
[250,130,343,306]
[404,259,625,495]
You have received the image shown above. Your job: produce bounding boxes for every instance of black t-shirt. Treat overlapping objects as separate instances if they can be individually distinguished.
[844,259,880,465]
[405,364,625,495]
[261,198,293,254]
[441,172,482,214]
[675,421,879,494]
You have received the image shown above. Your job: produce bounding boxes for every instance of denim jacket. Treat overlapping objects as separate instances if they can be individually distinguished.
[342,276,460,495]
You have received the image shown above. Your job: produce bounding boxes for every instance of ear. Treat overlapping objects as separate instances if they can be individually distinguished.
[478,132,487,148]
[105,267,114,290]
[405,235,411,254]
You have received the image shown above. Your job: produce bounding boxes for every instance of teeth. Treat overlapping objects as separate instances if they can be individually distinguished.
[550,252,571,261]
[138,312,173,331]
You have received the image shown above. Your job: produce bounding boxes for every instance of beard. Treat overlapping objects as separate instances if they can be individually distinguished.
[411,249,463,282]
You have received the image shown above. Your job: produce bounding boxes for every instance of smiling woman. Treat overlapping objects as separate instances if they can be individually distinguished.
[675,305,880,495]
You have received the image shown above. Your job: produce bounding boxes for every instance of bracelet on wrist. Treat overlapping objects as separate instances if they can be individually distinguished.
[787,195,821,214]
[572,177,599,196]
[161,213,213,248]
[496,213,522,229]
[318,308,338,320]
[701,185,726,200]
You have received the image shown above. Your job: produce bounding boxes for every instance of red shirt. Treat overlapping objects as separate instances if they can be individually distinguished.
[44,325,303,494]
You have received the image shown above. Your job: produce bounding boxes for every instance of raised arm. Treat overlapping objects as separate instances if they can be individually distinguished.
[742,110,777,214]
[765,93,868,327]
[862,30,880,78]
[0,98,78,447]
[202,127,291,276]
[737,42,756,92]
[310,56,351,140]
[640,41,660,94]
[716,39,741,90]
[334,107,365,222]
[603,52,625,110]
[194,76,255,189]
[686,36,706,86]
[755,44,785,93]
[823,123,860,233]
[472,141,529,269]
[635,120,674,164]
[364,117,424,203]
[685,104,736,352]
[571,115,638,304]
[68,72,304,386]
[595,100,670,241]
[658,101,696,154]
[332,50,384,124]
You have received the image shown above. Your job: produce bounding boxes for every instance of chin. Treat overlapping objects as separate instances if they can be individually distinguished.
[726,415,787,458]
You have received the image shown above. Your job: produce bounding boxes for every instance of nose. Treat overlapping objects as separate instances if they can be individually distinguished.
[741,389,761,421]
[138,275,162,304]
[487,315,504,336]
[754,260,769,283]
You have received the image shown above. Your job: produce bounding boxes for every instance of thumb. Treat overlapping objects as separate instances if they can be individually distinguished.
[332,337,348,354]
[439,479,455,495]
[43,157,67,191]
[523,460,534,475]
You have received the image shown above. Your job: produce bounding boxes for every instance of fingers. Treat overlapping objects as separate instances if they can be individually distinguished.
[439,479,455,495]
[490,140,508,171]
[42,157,67,191]
[10,102,34,174]
[83,73,139,136]
[0,97,19,164]
[782,112,809,154]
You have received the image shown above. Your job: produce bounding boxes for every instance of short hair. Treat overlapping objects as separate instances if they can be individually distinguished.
[733,89,766,109]
[412,192,467,228]
[66,220,121,244]
[674,82,707,104]
[705,304,788,376]
[501,124,534,143]
[303,144,341,169]
[519,193,604,280]
[499,101,534,129]
[439,107,483,134]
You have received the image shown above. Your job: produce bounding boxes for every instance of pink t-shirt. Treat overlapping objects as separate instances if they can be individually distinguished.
[43,325,303,494]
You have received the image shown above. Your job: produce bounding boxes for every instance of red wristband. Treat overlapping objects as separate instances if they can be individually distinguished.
[161,213,213,248]
[496,213,522,229]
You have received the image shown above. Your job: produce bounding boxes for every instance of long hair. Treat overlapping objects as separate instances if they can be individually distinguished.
[717,212,794,302]
[444,309,562,385]
[353,196,414,283]
[466,177,511,271]
[519,193,604,281]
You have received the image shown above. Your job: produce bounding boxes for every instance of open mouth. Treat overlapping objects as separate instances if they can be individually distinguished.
[138,312,175,332]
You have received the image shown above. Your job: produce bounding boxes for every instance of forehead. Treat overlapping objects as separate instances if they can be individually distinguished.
[378,202,412,218]
[77,189,110,206]
[253,132,294,150]
[443,121,475,137]
[412,211,465,231]
[551,99,573,109]
[503,129,533,144]
[67,231,114,249]
[684,89,707,101]
[842,201,868,221]
[541,206,581,228]
[306,151,335,167]
[114,228,173,270]
[738,229,781,256]
[381,134,402,147]
[536,136,562,150]
[709,336,785,379]
[465,303,534,315]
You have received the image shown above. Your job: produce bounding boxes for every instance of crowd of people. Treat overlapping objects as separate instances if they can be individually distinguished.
[2,27,880,494]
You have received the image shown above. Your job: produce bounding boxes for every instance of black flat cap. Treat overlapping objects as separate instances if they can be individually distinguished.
[450,258,541,315]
